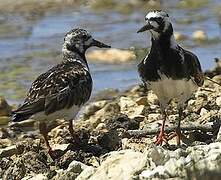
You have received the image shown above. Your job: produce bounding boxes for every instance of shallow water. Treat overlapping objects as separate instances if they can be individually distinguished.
[0,0,220,103]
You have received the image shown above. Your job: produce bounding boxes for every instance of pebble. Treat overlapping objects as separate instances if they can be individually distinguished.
[216,96,221,106]
[147,91,159,104]
[0,116,10,125]
[87,48,136,63]
[192,30,208,41]
[0,145,17,158]
[135,97,148,106]
[174,31,188,41]
[147,113,162,122]
[0,96,11,116]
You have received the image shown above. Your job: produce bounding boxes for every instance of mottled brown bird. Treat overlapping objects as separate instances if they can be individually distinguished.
[12,28,110,156]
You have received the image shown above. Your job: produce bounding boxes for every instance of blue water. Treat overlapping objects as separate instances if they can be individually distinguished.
[0,0,220,102]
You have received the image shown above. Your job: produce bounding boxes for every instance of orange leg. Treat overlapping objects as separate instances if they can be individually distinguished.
[39,122,54,156]
[68,120,80,144]
[154,110,168,145]
[168,107,183,145]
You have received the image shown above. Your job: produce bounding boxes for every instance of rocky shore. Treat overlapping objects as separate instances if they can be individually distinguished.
[0,59,220,179]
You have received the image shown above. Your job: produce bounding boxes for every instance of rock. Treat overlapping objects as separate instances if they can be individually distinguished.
[0,138,13,148]
[216,126,221,141]
[174,31,188,41]
[147,91,159,105]
[139,142,221,179]
[83,100,108,118]
[121,138,152,152]
[0,96,11,116]
[147,0,161,7]
[216,96,221,106]
[200,108,209,116]
[192,30,208,41]
[147,146,169,166]
[132,115,146,123]
[205,58,221,78]
[56,150,79,170]
[81,102,120,129]
[0,116,10,125]
[135,97,148,106]
[75,166,96,180]
[164,157,186,177]
[119,97,136,112]
[0,145,17,158]
[52,143,70,151]
[88,150,149,180]
[3,158,26,180]
[92,89,119,101]
[96,123,106,130]
[54,160,91,180]
[0,127,10,139]
[147,113,162,122]
[22,174,48,180]
[97,129,120,151]
[105,114,139,131]
[119,96,145,119]
[1,149,53,179]
[87,48,136,63]
[119,96,146,118]
[129,105,145,119]
[139,166,168,179]
[67,160,89,172]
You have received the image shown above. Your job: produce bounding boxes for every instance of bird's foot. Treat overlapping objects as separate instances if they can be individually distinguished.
[154,131,169,145]
[48,148,56,160]
[168,130,182,146]
[71,132,81,145]
[48,148,64,160]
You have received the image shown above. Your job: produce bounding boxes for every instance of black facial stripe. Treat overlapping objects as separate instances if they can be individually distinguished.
[149,17,163,24]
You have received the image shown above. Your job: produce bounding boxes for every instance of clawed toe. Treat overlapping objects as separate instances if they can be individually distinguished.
[154,132,169,145]
[48,148,64,160]
[168,130,182,145]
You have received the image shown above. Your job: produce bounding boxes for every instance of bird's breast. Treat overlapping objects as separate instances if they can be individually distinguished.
[147,73,198,105]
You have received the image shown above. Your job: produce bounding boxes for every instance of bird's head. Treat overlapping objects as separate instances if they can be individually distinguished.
[137,10,172,38]
[63,28,111,54]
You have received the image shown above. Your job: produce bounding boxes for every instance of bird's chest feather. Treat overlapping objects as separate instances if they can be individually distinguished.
[147,73,198,105]
[31,105,81,122]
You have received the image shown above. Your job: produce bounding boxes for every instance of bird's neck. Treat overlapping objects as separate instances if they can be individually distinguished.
[150,24,177,51]
[62,45,89,69]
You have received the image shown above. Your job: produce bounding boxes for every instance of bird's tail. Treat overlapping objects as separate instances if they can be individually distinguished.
[205,77,221,86]
[11,112,29,122]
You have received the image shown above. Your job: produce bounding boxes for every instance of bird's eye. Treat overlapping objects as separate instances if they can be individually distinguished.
[154,18,163,24]
[82,35,88,39]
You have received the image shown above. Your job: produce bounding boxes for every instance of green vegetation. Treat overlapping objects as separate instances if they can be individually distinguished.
[178,0,209,9]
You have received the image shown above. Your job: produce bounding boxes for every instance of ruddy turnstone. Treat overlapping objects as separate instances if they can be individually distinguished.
[12,28,111,155]
[137,10,204,145]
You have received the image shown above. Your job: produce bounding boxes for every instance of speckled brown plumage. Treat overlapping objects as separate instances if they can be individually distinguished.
[12,28,110,157]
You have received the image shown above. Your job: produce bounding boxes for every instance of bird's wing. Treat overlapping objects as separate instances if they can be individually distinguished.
[13,61,92,120]
[184,49,204,87]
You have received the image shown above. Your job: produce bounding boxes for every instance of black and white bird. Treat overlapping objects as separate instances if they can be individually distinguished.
[12,28,111,155]
[137,10,204,145]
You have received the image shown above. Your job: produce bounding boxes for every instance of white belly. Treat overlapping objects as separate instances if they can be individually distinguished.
[148,77,198,107]
[31,105,81,122]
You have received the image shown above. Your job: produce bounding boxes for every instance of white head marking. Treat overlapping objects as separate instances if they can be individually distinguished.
[65,33,73,44]
[145,11,169,20]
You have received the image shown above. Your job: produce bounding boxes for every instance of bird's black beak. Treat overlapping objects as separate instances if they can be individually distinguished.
[91,39,111,48]
[137,23,153,33]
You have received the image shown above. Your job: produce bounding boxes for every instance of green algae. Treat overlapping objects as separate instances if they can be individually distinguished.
[178,0,209,9]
